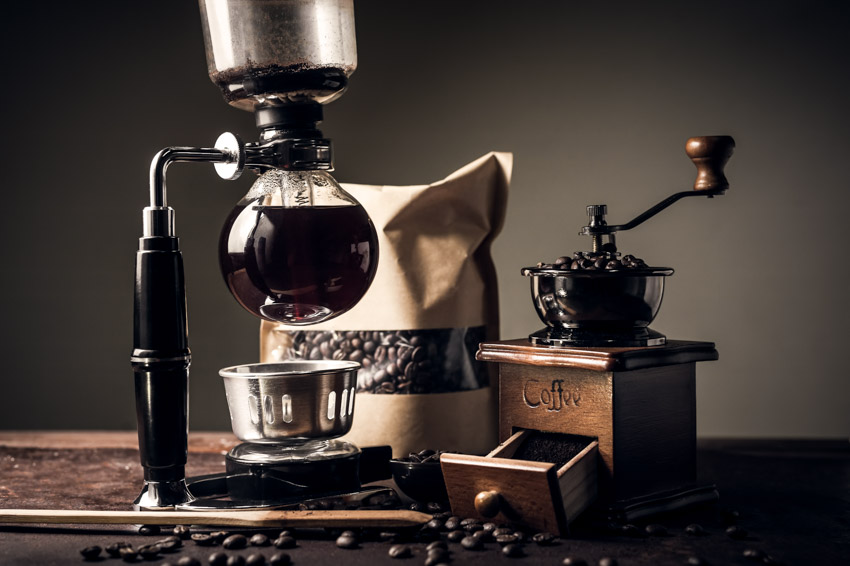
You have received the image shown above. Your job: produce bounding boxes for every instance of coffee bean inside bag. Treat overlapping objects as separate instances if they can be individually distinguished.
[260,152,512,457]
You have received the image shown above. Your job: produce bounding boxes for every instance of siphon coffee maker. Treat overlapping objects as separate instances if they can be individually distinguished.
[442,136,736,532]
[131,0,383,510]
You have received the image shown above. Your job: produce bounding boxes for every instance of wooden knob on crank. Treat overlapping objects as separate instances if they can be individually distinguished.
[474,490,502,518]
[686,136,735,192]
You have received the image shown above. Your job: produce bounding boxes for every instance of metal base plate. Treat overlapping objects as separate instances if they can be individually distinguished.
[529,326,667,348]
[180,473,397,511]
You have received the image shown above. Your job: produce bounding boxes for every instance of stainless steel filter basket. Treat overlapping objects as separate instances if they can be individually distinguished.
[220,361,359,443]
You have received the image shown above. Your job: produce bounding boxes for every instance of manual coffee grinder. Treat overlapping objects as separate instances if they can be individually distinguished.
[442,136,735,532]
[131,0,384,510]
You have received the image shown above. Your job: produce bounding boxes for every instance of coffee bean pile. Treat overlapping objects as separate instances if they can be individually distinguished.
[282,327,489,394]
[536,251,649,271]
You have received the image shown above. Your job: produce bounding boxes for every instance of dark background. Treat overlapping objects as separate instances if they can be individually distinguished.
[0,1,847,437]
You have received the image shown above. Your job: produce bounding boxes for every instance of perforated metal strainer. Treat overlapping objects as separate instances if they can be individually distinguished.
[220,361,359,443]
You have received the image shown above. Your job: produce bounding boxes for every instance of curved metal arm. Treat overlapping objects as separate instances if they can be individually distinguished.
[581,188,725,236]
[144,133,244,237]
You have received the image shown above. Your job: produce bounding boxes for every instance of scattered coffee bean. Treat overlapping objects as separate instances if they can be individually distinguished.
[687,557,710,566]
[192,534,216,546]
[106,542,132,557]
[269,553,291,566]
[562,558,589,566]
[721,509,741,525]
[645,523,668,537]
[598,558,618,566]
[463,522,483,533]
[409,502,423,512]
[425,549,450,566]
[427,540,448,551]
[492,527,513,537]
[210,531,230,543]
[138,525,161,536]
[80,545,102,560]
[426,502,445,513]
[177,558,202,566]
[250,533,270,547]
[447,530,466,542]
[502,543,524,557]
[119,547,139,562]
[222,534,248,550]
[156,536,182,551]
[532,531,556,546]
[726,525,748,540]
[226,557,245,566]
[496,534,519,545]
[388,544,412,558]
[173,525,191,539]
[473,529,491,542]
[743,548,767,561]
[620,524,645,538]
[417,526,441,542]
[460,535,482,550]
[444,517,461,531]
[378,531,399,542]
[513,531,528,543]
[274,535,296,549]
[138,544,161,559]
[685,523,707,536]
[426,518,444,531]
[246,554,266,566]
[336,533,359,549]
[208,552,228,566]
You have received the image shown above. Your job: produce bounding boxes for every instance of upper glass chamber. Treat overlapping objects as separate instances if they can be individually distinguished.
[198,0,357,110]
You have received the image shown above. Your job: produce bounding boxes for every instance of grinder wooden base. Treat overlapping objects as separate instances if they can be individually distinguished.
[445,339,718,530]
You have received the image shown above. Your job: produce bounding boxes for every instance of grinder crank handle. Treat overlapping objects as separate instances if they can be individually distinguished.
[582,135,736,240]
[686,136,735,193]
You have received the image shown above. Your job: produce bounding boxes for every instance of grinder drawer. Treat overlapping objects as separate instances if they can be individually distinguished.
[440,429,598,535]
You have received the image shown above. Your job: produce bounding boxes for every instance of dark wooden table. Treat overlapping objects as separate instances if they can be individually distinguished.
[0,432,847,565]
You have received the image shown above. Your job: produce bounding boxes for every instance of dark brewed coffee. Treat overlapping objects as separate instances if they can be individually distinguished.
[220,204,378,324]
[211,64,351,109]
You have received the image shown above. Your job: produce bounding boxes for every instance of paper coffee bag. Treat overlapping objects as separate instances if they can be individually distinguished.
[260,152,512,456]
